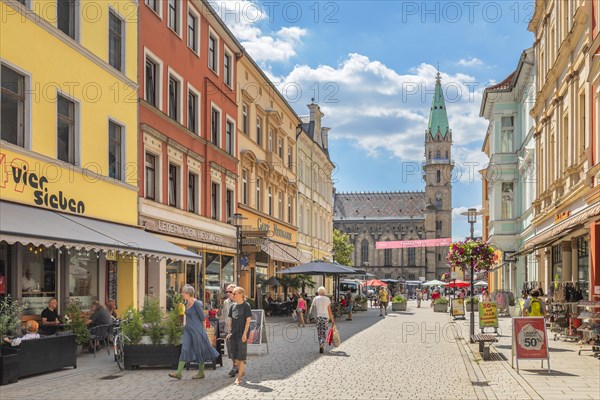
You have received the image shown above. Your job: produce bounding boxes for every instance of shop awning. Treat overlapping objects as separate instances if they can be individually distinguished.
[0,202,202,262]
[519,202,600,254]
[263,241,301,264]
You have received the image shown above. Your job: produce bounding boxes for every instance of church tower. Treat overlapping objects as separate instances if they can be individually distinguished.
[423,71,453,279]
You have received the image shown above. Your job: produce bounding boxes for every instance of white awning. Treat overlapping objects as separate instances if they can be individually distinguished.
[0,201,202,263]
[264,241,301,264]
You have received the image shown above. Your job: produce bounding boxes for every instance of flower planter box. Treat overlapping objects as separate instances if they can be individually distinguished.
[0,347,19,386]
[354,302,368,312]
[433,303,448,313]
[392,302,407,311]
[124,344,181,370]
[466,303,478,313]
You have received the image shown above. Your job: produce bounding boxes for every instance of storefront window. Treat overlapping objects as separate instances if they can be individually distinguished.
[68,252,99,311]
[0,242,11,300]
[577,236,589,299]
[166,261,185,310]
[205,253,221,310]
[256,265,267,301]
[20,246,57,314]
[221,255,234,287]
[551,245,562,283]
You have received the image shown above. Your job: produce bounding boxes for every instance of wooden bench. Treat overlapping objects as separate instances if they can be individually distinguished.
[471,334,498,360]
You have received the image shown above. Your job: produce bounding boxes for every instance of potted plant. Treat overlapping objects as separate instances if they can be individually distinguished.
[0,296,21,385]
[447,240,497,276]
[433,297,449,312]
[123,299,182,370]
[353,295,368,311]
[391,294,407,311]
[64,299,91,355]
[465,296,479,312]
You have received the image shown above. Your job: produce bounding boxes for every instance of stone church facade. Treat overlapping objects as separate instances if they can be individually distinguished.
[333,72,453,281]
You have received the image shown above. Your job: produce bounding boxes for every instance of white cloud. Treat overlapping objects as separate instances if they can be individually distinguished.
[457,57,484,67]
[211,0,306,63]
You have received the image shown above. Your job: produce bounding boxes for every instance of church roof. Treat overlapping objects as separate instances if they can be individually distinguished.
[427,72,450,138]
[334,192,426,221]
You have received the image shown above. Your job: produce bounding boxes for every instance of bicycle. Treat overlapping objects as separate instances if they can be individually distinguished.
[113,319,129,371]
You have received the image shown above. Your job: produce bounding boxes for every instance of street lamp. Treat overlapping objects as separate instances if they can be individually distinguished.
[230,212,247,286]
[461,207,482,343]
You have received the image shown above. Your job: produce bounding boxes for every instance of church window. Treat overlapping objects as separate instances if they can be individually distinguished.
[384,249,392,266]
[436,192,442,209]
[436,170,441,183]
[361,239,369,264]
[428,150,431,159]
[437,254,442,261]
[436,150,440,158]
[445,151,448,159]
[408,248,415,266]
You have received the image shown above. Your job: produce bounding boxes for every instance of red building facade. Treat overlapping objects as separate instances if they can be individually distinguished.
[137,0,243,310]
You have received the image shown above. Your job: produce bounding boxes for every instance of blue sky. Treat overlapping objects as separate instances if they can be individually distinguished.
[214,0,535,239]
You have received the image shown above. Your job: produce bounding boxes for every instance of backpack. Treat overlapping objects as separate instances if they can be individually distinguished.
[527,298,543,316]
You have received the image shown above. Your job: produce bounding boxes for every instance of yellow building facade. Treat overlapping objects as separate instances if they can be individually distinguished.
[0,0,198,315]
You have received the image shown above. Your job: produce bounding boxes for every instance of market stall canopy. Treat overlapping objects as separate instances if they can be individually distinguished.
[278,261,362,275]
[422,279,446,286]
[445,280,471,288]
[474,281,488,287]
[364,279,388,287]
[0,201,202,262]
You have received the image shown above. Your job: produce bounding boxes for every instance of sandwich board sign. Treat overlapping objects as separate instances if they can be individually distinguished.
[511,317,550,373]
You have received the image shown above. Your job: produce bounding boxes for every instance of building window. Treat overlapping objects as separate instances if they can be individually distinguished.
[268,186,273,215]
[256,118,262,145]
[501,182,514,219]
[242,169,248,205]
[408,248,416,266]
[188,172,197,213]
[437,253,442,261]
[145,57,159,107]
[299,160,303,181]
[145,0,160,14]
[211,107,220,146]
[256,177,261,211]
[226,120,234,155]
[167,0,179,33]
[435,192,442,209]
[288,196,292,224]
[268,130,273,152]
[288,146,292,168]
[208,35,217,72]
[1,65,25,147]
[436,170,441,183]
[108,11,123,71]
[501,116,514,153]
[168,75,180,122]
[57,95,76,165]
[551,244,562,283]
[436,150,441,159]
[168,163,179,207]
[108,121,122,180]
[278,191,283,219]
[187,10,198,52]
[188,90,198,133]
[361,239,369,264]
[57,0,76,39]
[226,189,234,220]
[211,182,220,219]
[299,205,303,230]
[577,236,589,298]
[242,104,248,134]
[224,51,232,87]
[145,153,157,200]
[384,249,392,266]
[278,138,283,158]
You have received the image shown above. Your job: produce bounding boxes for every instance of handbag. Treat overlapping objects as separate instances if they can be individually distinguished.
[326,327,334,346]
[332,326,341,347]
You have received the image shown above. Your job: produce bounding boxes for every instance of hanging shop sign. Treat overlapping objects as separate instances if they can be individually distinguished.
[512,317,550,373]
[478,301,499,329]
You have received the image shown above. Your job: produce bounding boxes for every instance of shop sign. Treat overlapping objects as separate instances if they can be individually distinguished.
[257,218,292,241]
[141,216,236,248]
[478,301,498,328]
[241,230,268,238]
[242,245,261,253]
[554,210,571,224]
[512,317,550,373]
[451,298,465,317]
[242,238,265,246]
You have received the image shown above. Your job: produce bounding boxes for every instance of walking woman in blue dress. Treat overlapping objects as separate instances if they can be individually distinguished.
[169,285,219,379]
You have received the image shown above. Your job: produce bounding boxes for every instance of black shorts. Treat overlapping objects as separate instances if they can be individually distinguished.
[229,338,248,361]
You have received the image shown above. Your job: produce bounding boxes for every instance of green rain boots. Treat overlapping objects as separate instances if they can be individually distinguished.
[192,363,205,379]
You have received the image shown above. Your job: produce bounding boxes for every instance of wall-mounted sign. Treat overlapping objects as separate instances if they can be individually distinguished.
[554,210,571,224]
[257,218,292,241]
[503,251,517,262]
[140,216,236,248]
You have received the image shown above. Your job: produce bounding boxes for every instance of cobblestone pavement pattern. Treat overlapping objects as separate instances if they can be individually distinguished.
[1,301,598,400]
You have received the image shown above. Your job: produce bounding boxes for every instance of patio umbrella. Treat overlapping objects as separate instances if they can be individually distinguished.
[380,279,399,283]
[445,280,470,288]
[263,276,280,286]
[423,279,446,286]
[365,279,388,287]
[474,280,488,287]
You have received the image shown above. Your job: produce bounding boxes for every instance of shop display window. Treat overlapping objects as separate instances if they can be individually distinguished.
[0,243,10,299]
[68,252,99,311]
[221,255,234,287]
[21,246,57,314]
[205,253,221,310]
[166,261,185,310]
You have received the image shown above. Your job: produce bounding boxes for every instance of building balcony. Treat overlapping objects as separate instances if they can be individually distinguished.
[422,158,454,168]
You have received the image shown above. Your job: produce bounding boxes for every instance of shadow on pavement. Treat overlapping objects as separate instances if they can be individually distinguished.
[521,369,579,377]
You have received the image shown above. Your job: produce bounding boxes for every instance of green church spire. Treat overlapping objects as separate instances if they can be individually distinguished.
[427,71,450,138]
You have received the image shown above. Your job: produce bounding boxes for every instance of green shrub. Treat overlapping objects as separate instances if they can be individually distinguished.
[434,297,449,305]
[465,296,479,304]
[142,297,164,345]
[164,307,183,346]
[0,295,22,338]
[122,306,144,345]
[392,294,407,303]
[64,299,91,345]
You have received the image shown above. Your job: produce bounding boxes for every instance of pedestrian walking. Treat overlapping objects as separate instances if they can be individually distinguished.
[523,289,546,317]
[297,294,307,327]
[345,289,353,321]
[308,286,335,353]
[220,284,236,376]
[416,290,423,308]
[227,286,253,385]
[169,285,219,380]
[378,287,389,317]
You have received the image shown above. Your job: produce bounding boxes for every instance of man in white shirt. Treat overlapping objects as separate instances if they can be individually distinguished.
[22,270,37,291]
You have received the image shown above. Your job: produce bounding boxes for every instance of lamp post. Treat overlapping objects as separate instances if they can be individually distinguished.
[461,207,482,343]
[230,213,247,286]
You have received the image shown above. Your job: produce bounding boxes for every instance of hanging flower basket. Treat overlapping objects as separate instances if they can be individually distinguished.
[446,239,497,273]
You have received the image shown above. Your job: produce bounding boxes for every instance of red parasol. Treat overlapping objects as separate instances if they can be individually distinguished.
[365,279,388,287]
[445,280,470,288]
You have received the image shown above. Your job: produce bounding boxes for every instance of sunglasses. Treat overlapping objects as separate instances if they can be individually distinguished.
[227,291,233,294]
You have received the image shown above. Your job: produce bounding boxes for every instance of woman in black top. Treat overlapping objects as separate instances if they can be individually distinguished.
[41,298,61,335]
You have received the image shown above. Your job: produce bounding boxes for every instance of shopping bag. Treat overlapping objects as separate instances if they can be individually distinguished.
[206,323,217,347]
[292,310,297,321]
[332,326,341,347]
[326,327,334,345]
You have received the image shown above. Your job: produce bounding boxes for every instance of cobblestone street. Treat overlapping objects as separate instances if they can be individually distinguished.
[2,301,598,400]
